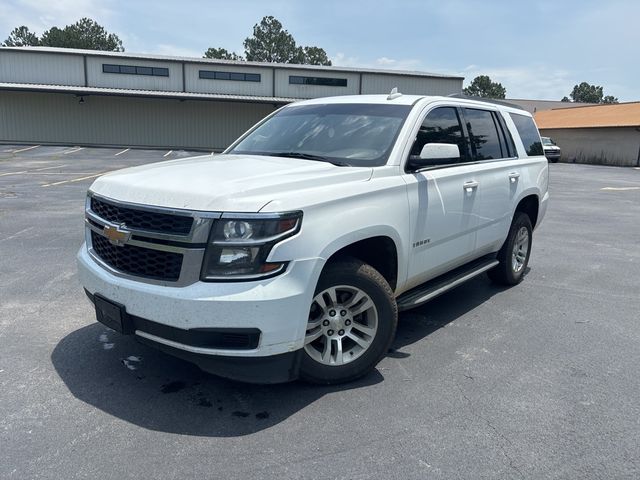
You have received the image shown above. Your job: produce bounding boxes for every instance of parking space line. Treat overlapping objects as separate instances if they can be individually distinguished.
[63,147,84,155]
[163,150,173,157]
[115,148,130,156]
[601,186,640,191]
[12,145,41,153]
[33,164,68,171]
[41,172,109,187]
[0,170,28,177]
[0,227,35,243]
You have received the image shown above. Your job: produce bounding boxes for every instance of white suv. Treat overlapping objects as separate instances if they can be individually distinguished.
[77,92,549,384]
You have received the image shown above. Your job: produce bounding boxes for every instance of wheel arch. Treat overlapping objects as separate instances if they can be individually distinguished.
[319,227,403,293]
[514,192,540,229]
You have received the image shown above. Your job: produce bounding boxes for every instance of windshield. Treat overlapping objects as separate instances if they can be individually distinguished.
[228,103,412,167]
[541,137,555,146]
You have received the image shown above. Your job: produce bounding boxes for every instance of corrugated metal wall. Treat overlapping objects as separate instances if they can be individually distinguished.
[0,91,277,150]
[275,68,361,98]
[86,56,183,91]
[540,127,640,167]
[0,49,464,149]
[0,50,84,86]
[185,64,274,96]
[361,74,461,96]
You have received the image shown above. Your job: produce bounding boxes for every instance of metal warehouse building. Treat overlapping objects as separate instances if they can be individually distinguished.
[506,98,596,114]
[0,47,463,150]
[535,102,640,167]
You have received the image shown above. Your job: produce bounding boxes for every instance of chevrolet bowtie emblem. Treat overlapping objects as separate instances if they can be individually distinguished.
[103,224,131,246]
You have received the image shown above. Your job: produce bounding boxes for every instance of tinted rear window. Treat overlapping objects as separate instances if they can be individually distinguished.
[510,113,543,156]
[463,108,502,160]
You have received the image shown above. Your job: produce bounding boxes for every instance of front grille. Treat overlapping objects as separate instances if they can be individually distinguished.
[91,231,183,281]
[91,197,193,235]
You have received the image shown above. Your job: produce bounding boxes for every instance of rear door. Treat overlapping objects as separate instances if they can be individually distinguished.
[460,107,521,255]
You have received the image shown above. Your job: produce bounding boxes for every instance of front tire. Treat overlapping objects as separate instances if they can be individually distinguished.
[488,212,533,285]
[300,258,397,385]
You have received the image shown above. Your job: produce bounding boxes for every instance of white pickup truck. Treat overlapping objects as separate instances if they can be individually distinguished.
[78,91,548,384]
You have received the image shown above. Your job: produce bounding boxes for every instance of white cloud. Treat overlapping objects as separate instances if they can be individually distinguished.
[330,52,363,68]
[332,52,425,72]
[153,44,203,59]
[375,57,423,71]
[376,57,395,66]
[1,0,116,35]
[460,65,574,101]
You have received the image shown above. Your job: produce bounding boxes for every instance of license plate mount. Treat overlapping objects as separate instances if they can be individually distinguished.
[94,294,134,335]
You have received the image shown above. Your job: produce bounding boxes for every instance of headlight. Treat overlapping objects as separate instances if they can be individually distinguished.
[200,211,302,281]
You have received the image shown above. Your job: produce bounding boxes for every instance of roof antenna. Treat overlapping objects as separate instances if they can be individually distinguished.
[387,87,402,100]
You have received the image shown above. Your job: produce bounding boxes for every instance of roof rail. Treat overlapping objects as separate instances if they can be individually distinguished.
[447,93,526,111]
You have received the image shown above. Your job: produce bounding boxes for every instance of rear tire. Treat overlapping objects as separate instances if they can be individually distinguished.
[300,258,397,385]
[488,212,533,285]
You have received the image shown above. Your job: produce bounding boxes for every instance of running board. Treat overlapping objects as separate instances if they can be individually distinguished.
[396,257,499,311]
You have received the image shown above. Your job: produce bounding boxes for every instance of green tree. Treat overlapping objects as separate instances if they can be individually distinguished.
[39,27,66,47]
[302,46,331,66]
[41,18,123,51]
[205,16,331,66]
[203,47,243,61]
[2,26,39,46]
[4,18,124,51]
[463,75,506,99]
[565,82,618,104]
[243,16,302,63]
[561,96,570,102]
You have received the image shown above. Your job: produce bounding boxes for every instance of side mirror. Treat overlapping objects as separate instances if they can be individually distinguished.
[408,143,460,170]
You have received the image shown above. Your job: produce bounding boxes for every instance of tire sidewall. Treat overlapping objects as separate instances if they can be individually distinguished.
[505,213,533,283]
[300,260,397,384]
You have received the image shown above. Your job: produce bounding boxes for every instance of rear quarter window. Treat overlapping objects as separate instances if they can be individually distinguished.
[509,113,543,156]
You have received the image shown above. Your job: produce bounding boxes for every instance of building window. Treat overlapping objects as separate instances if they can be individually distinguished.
[102,64,169,77]
[289,76,348,87]
[199,70,261,82]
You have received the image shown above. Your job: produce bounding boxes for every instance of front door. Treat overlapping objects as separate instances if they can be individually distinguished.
[403,106,479,289]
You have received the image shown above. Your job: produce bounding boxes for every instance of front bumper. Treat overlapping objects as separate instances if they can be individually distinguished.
[544,150,561,160]
[77,245,323,381]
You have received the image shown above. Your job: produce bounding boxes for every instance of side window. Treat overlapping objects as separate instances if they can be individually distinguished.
[495,111,518,157]
[410,107,468,163]
[463,108,503,160]
[509,112,543,156]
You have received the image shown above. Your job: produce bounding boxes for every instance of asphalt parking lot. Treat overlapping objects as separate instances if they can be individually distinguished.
[1,145,639,479]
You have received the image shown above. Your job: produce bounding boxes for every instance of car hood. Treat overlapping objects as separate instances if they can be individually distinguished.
[89,154,373,212]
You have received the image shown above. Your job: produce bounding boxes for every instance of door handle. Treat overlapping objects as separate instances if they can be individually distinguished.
[463,180,479,193]
[508,172,520,183]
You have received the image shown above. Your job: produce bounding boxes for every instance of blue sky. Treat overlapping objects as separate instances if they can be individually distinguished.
[2,0,637,101]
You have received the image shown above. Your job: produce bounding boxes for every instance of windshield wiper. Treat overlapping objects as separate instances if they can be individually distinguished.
[269,152,349,167]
